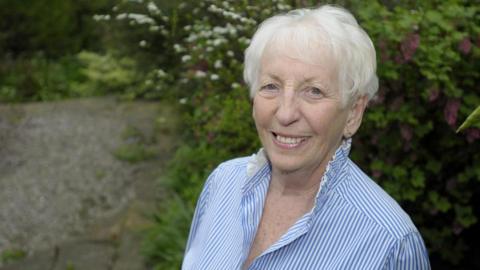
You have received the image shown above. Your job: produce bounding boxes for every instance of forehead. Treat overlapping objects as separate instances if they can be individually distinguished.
[260,44,337,85]
[259,23,338,80]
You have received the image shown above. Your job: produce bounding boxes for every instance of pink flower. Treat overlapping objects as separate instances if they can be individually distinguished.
[428,88,440,103]
[372,170,382,179]
[391,97,404,111]
[400,124,413,142]
[453,223,463,235]
[371,88,385,105]
[444,99,461,127]
[378,39,390,63]
[401,33,420,62]
[458,37,472,55]
[466,128,480,143]
[446,178,457,192]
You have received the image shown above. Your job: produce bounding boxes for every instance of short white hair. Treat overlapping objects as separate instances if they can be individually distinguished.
[243,5,378,105]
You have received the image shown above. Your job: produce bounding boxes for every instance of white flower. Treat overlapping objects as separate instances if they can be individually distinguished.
[213,38,224,46]
[128,13,155,24]
[174,44,184,53]
[116,13,127,20]
[93,14,110,21]
[210,74,219,80]
[186,34,198,42]
[206,47,213,52]
[149,25,160,32]
[213,26,227,34]
[200,30,212,38]
[277,4,291,10]
[231,82,240,88]
[227,50,234,57]
[222,1,231,9]
[195,70,207,78]
[239,37,251,45]
[181,55,192,62]
[179,98,188,104]
[209,4,218,12]
[139,40,147,47]
[156,69,167,78]
[147,2,161,15]
[214,60,222,69]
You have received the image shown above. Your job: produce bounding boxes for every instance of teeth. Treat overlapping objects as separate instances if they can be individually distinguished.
[275,135,305,145]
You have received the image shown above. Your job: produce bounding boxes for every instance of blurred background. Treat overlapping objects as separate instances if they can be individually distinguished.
[0,0,478,269]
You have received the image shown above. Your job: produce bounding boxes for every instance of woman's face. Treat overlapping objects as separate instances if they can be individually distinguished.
[253,48,357,175]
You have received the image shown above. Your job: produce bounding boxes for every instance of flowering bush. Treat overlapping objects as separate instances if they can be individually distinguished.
[99,0,479,269]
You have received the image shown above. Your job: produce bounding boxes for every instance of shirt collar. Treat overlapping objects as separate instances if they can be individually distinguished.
[243,138,351,197]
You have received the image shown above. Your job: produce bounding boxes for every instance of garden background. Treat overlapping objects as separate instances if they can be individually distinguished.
[1,0,479,269]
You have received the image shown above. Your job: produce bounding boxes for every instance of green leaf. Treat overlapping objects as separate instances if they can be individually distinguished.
[457,105,480,132]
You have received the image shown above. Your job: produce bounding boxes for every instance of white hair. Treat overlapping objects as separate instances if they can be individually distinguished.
[243,5,378,105]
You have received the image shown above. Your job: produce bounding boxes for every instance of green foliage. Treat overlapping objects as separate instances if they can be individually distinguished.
[74,51,138,96]
[0,54,84,102]
[0,0,113,57]
[142,195,192,270]
[65,262,76,270]
[99,0,480,268]
[0,0,128,102]
[0,51,142,102]
[1,249,26,264]
[350,0,480,266]
[114,126,158,163]
[457,105,480,132]
[114,144,157,163]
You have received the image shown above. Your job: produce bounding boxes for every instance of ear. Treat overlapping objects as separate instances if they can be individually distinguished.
[343,95,369,138]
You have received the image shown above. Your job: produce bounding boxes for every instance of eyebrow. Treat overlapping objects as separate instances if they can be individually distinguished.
[262,73,331,91]
[262,73,282,82]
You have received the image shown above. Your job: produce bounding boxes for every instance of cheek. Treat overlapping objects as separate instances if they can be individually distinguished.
[306,107,347,135]
[252,99,270,127]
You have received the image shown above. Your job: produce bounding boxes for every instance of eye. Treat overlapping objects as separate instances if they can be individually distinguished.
[258,83,280,97]
[260,83,278,91]
[305,87,324,99]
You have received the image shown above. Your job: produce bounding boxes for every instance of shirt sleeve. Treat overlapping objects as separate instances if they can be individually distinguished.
[384,231,431,270]
[183,168,217,263]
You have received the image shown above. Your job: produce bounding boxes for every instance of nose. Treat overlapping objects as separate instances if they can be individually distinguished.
[275,89,300,126]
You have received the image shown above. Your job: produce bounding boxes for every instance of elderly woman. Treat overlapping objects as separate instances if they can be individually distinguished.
[182,5,430,270]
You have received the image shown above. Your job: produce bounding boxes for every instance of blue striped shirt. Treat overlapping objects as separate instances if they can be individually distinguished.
[183,140,430,269]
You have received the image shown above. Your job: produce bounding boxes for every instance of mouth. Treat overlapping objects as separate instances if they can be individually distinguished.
[271,132,309,148]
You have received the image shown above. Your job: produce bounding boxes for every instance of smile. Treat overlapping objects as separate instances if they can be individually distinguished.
[272,132,308,148]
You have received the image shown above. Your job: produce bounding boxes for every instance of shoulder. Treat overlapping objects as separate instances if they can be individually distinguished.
[217,156,251,170]
[337,159,419,240]
[204,156,251,189]
[211,156,251,180]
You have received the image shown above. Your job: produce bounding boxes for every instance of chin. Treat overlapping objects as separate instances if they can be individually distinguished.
[268,155,304,174]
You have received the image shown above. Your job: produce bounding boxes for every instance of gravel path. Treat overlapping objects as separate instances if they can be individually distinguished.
[0,97,178,270]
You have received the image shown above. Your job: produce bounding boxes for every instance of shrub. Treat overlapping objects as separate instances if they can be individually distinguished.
[0,53,85,102]
[99,0,480,268]
[0,51,142,102]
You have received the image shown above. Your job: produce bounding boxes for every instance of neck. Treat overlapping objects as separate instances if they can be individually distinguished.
[269,162,327,198]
